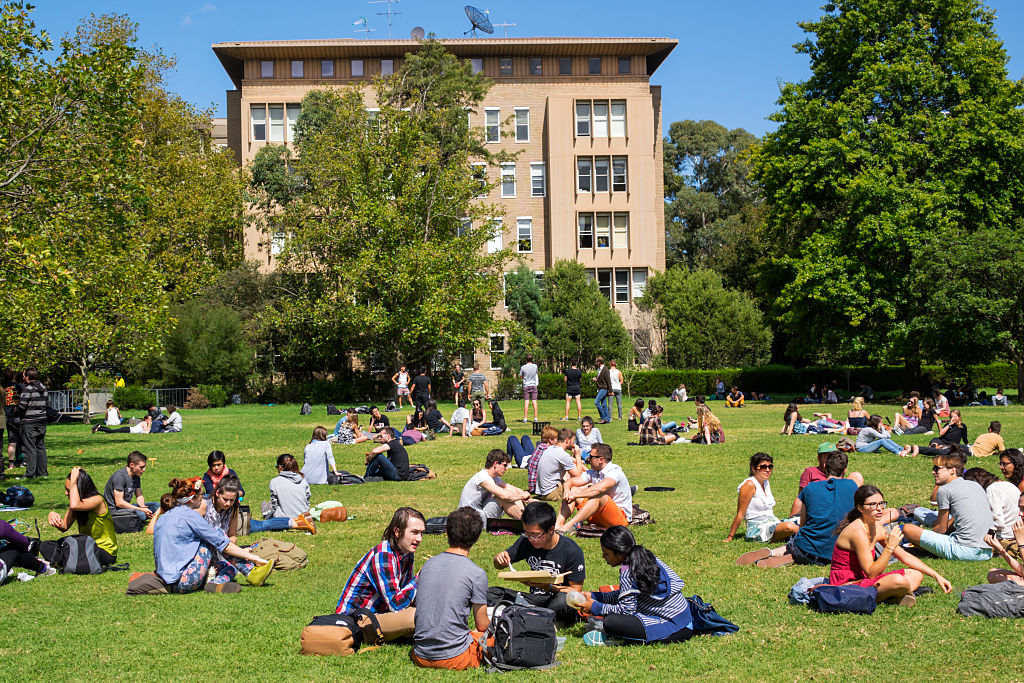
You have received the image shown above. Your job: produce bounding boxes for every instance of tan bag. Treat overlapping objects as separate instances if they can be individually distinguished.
[253,538,308,571]
[320,506,347,522]
[360,607,415,643]
[300,615,359,655]
[471,428,483,436]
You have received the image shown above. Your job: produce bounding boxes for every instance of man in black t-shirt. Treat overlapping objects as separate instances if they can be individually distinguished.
[562,362,583,422]
[368,406,390,433]
[489,502,585,623]
[424,399,452,433]
[451,364,466,406]
[411,366,432,413]
[364,430,411,481]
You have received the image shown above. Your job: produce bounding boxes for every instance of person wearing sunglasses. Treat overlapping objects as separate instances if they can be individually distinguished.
[726,453,799,543]
[829,485,951,606]
[900,454,994,561]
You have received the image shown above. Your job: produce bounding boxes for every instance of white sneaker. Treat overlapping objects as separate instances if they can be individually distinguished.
[893,425,904,436]
[38,562,57,577]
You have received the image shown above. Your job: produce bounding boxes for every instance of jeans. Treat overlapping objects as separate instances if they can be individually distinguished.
[134,501,162,523]
[413,393,430,413]
[20,421,46,478]
[250,517,292,533]
[857,439,902,455]
[365,453,401,481]
[595,389,610,422]
[507,435,534,467]
[662,421,678,432]
[611,390,623,419]
[913,508,938,527]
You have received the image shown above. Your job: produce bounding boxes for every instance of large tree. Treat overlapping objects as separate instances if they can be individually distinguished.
[752,0,1024,378]
[257,40,516,370]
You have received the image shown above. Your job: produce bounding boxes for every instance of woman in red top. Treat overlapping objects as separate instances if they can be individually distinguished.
[829,485,951,606]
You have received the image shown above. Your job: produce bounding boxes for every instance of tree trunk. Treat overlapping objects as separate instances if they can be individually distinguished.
[1016,355,1024,399]
[80,359,90,425]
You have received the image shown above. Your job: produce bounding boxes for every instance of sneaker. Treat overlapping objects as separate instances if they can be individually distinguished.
[245,560,274,587]
[893,425,904,436]
[520,419,529,423]
[736,548,771,565]
[582,630,624,647]
[924,431,934,435]
[912,586,934,597]
[37,562,57,577]
[558,417,569,421]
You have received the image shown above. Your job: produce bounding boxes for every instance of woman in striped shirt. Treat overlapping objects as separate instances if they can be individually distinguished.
[580,526,692,644]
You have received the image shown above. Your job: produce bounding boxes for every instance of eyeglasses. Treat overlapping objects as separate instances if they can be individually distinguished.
[756,464,773,471]
[523,529,550,541]
[862,501,887,509]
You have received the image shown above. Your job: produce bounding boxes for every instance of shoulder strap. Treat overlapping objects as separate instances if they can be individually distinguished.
[102,562,131,572]
[350,608,383,645]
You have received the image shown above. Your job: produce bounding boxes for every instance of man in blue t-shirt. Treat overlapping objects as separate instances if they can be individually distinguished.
[736,451,857,567]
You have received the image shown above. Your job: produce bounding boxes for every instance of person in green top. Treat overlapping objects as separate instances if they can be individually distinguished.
[47,466,118,563]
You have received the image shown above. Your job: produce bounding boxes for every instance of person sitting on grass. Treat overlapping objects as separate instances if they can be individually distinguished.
[405,407,428,432]
[506,433,535,468]
[725,386,745,408]
[126,477,270,595]
[999,449,1024,494]
[531,428,584,501]
[829,484,952,607]
[847,397,869,429]
[459,449,531,522]
[892,394,922,435]
[103,450,161,523]
[910,409,969,457]
[789,443,864,517]
[522,425,558,481]
[302,426,339,485]
[737,451,865,568]
[575,416,604,461]
[476,399,507,435]
[368,406,390,434]
[557,443,632,534]
[364,429,413,482]
[333,414,371,445]
[337,507,424,616]
[985,514,1024,585]
[469,398,487,431]
[855,415,912,456]
[0,518,55,580]
[201,450,244,497]
[150,404,182,434]
[200,476,272,584]
[424,399,452,434]
[639,405,677,445]
[411,507,490,670]
[490,502,586,625]
[92,414,152,435]
[725,453,799,544]
[900,454,994,562]
[450,404,471,438]
[627,398,644,431]
[992,388,1010,407]
[255,454,316,535]
[578,526,692,646]
[693,399,725,444]
[971,421,1006,459]
[671,383,688,402]
[48,467,118,566]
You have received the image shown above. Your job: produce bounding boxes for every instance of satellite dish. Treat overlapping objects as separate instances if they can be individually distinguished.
[464,5,493,36]
[411,26,425,40]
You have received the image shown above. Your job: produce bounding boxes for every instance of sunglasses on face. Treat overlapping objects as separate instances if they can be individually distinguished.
[932,465,950,473]
[757,464,773,470]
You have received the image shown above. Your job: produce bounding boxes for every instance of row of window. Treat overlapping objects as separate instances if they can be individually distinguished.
[251,103,301,143]
[261,59,393,79]
[472,162,546,198]
[483,107,531,144]
[589,268,648,304]
[471,56,632,77]
[575,100,627,138]
[577,157,628,193]
[578,213,630,250]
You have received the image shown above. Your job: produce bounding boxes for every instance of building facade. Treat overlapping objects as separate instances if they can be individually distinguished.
[213,37,675,374]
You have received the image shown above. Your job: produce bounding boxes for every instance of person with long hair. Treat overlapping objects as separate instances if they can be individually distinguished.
[334,413,371,445]
[694,400,724,444]
[260,454,315,533]
[337,506,425,614]
[998,449,1024,493]
[639,405,677,445]
[627,398,644,431]
[912,409,970,457]
[202,476,270,584]
[893,394,922,435]
[578,526,692,645]
[829,485,951,606]
[725,454,799,543]
[302,426,339,485]
[900,397,938,435]
[855,415,911,456]
[126,477,270,595]
[47,467,118,564]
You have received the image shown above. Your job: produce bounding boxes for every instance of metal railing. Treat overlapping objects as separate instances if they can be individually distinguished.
[47,387,191,413]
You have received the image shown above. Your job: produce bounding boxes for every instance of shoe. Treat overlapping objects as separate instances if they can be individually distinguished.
[736,548,771,566]
[293,513,316,535]
[912,586,933,597]
[893,425,904,436]
[755,554,795,568]
[520,419,529,423]
[91,424,100,433]
[37,562,57,577]
[245,560,274,587]
[558,417,569,421]
[924,431,934,435]
[630,485,638,496]
[887,594,916,607]
[204,582,242,594]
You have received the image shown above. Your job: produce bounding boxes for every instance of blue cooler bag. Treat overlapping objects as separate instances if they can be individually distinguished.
[808,584,877,614]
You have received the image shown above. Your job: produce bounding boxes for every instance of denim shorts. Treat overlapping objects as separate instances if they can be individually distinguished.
[918,529,993,561]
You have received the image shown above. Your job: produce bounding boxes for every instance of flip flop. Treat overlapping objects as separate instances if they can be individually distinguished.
[755,554,795,569]
[736,548,771,565]
[643,486,675,492]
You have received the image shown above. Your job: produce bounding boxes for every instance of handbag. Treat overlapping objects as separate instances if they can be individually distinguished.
[686,595,739,636]
[808,584,877,614]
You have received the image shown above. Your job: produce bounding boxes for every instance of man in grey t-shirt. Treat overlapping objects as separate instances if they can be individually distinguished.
[103,451,159,523]
[467,363,489,400]
[412,507,490,669]
[519,354,540,423]
[532,429,584,501]
[903,454,994,561]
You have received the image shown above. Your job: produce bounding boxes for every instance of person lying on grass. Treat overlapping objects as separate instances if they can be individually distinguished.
[577,525,693,646]
[92,414,151,434]
[411,507,491,670]
[557,443,632,534]
[0,518,55,580]
[48,467,118,565]
[126,477,270,595]
[459,449,531,523]
[828,484,951,607]
[788,443,864,518]
[725,453,799,543]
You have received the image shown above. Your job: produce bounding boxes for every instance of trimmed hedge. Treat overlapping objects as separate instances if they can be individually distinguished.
[113,384,155,410]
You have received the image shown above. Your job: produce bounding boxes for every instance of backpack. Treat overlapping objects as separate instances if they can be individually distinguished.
[808,584,877,614]
[110,507,145,534]
[404,464,434,482]
[327,404,342,416]
[686,594,740,635]
[300,403,312,416]
[482,603,558,671]
[630,504,653,526]
[4,485,34,508]
[385,400,397,412]
[423,516,447,534]
[957,581,1024,618]
[836,436,857,451]
[251,538,308,571]
[354,405,371,414]
[39,535,128,575]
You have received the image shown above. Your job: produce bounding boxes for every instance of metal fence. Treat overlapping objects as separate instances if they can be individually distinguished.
[47,387,191,414]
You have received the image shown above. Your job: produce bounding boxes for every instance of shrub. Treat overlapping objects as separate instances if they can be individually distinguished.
[113,384,154,410]
[184,387,210,409]
[160,301,253,388]
[196,384,229,408]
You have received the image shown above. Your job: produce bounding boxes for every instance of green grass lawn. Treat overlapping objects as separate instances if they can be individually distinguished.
[2,397,1023,682]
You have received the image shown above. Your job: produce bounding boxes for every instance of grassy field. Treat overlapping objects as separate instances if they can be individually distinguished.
[2,396,1022,682]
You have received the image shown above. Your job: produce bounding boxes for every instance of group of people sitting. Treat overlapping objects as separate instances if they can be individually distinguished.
[626,397,723,445]
[91,401,183,434]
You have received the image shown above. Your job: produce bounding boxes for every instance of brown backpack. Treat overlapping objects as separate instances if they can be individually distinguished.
[300,608,415,656]
[252,538,308,571]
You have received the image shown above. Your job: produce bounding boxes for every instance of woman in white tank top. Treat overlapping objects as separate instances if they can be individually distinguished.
[725,453,800,543]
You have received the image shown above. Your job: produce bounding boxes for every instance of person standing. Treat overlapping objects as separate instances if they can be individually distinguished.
[520,354,540,423]
[451,363,466,406]
[411,367,432,414]
[562,361,583,422]
[608,360,624,420]
[467,363,489,401]
[593,357,611,424]
[17,368,47,479]
[392,365,411,408]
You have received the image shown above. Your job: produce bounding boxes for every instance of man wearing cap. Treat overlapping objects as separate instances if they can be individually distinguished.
[789,443,864,517]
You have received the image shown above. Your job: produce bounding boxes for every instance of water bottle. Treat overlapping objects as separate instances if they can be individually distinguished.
[566,591,586,609]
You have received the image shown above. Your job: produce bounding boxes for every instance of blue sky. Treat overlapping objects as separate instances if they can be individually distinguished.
[34,0,1024,136]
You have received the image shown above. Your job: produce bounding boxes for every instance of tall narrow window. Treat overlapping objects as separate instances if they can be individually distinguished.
[618,57,631,74]
[501,163,516,197]
[269,105,284,142]
[489,335,505,370]
[529,58,542,75]
[530,162,546,197]
[632,269,647,300]
[615,270,630,303]
[458,217,471,237]
[515,108,529,142]
[517,218,532,253]
[593,101,608,137]
[472,163,487,198]
[321,60,334,77]
[260,60,274,78]
[286,104,301,142]
[291,60,303,78]
[250,105,266,141]
[612,157,628,192]
[578,214,593,249]
[471,58,483,73]
[610,101,626,137]
[577,159,592,193]
[487,218,503,253]
[596,213,611,248]
[597,269,612,301]
[381,59,394,75]
[559,57,572,75]
[485,108,499,143]
[499,57,513,75]
[613,212,628,249]
[594,157,609,192]
[588,57,602,75]
[575,102,591,136]
[351,59,364,77]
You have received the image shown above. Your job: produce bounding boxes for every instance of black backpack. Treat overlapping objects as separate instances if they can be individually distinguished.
[385,400,397,412]
[483,603,558,671]
[4,485,34,507]
[328,470,365,485]
[404,464,432,481]
[110,507,145,534]
[327,404,342,416]
[300,402,312,416]
[423,516,447,534]
[39,535,129,574]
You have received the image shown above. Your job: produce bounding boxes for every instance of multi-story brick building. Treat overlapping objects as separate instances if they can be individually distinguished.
[213,37,675,375]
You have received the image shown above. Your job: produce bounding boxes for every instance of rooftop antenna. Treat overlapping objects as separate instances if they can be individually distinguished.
[493,21,516,37]
[410,26,425,40]
[352,16,377,39]
[463,6,493,37]
[369,0,401,39]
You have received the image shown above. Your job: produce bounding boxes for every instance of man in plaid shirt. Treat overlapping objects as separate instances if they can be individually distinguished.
[337,507,425,614]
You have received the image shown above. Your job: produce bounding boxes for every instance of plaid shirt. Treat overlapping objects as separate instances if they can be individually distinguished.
[336,540,416,614]
[526,442,551,493]
[638,417,666,445]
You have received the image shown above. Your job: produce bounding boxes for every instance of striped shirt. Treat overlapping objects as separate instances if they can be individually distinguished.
[590,557,691,630]
[17,381,47,423]
[336,540,416,614]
